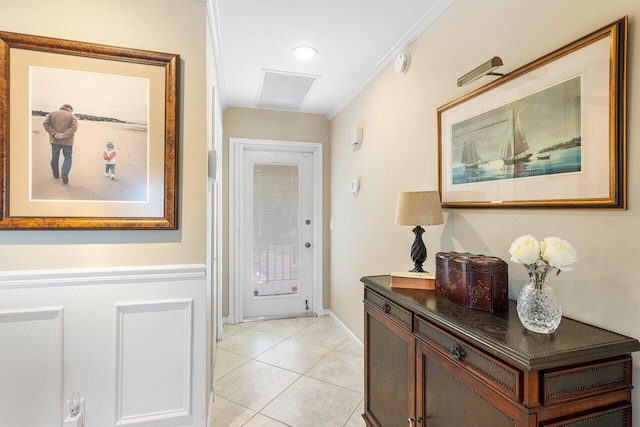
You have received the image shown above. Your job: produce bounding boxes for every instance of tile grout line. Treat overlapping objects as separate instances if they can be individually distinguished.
[252,353,362,425]
[343,397,365,427]
[255,373,306,424]
[213,316,364,426]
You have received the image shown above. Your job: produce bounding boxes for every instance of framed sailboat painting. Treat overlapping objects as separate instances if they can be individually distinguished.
[437,17,627,209]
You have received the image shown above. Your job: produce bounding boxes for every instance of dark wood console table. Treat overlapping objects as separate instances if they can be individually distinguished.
[362,275,640,426]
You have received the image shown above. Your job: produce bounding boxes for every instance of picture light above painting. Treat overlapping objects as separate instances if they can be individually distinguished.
[0,31,179,229]
[438,17,627,209]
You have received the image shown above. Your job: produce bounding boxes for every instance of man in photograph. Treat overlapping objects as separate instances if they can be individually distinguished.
[43,104,78,184]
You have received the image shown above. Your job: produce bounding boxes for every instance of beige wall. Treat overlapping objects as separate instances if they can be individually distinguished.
[0,0,208,268]
[330,0,640,422]
[222,107,330,317]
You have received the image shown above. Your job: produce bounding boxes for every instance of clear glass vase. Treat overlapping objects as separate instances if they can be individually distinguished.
[516,264,562,334]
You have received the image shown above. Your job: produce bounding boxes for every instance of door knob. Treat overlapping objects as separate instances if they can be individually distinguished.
[305,242,311,248]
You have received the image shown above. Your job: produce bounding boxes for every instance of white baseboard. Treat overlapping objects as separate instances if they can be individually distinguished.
[325,309,363,349]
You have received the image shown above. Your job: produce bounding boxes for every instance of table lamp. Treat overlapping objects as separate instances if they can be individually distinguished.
[395,191,444,273]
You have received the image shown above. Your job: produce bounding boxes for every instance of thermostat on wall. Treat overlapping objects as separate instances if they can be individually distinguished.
[350,128,363,146]
[351,178,360,193]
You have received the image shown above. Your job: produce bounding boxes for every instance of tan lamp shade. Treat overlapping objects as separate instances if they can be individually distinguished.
[395,191,444,226]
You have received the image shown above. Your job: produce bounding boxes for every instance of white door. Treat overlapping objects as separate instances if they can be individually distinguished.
[241,148,315,319]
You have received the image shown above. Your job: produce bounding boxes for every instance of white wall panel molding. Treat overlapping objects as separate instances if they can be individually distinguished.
[0,307,64,427]
[0,264,205,290]
[115,299,194,425]
[0,265,207,427]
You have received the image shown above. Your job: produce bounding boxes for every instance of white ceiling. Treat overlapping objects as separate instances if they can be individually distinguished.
[207,0,455,118]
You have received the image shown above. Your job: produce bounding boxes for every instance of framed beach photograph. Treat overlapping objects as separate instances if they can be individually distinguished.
[0,31,178,229]
[437,17,627,209]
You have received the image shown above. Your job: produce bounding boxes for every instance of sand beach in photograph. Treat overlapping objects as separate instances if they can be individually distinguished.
[31,115,148,202]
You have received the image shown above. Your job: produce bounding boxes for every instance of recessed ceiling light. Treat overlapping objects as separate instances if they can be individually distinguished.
[292,46,318,60]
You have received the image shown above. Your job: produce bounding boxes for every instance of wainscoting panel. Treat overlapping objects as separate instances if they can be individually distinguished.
[0,308,63,427]
[116,300,193,425]
[0,265,206,427]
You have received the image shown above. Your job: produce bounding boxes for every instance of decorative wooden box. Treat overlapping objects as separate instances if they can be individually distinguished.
[436,251,508,312]
[435,251,473,299]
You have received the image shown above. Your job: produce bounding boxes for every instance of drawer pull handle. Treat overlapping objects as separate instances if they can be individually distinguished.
[381,303,391,313]
[451,344,466,361]
[408,417,422,425]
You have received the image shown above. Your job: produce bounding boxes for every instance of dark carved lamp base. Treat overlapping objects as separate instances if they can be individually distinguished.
[409,225,427,273]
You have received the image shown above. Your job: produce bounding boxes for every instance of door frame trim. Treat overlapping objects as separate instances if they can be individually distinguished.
[229,138,323,323]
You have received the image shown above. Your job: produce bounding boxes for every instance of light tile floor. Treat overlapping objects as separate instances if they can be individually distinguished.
[210,316,366,427]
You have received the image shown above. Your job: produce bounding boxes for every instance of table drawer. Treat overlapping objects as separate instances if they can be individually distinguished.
[415,315,522,402]
[541,402,631,427]
[543,357,633,405]
[364,289,412,331]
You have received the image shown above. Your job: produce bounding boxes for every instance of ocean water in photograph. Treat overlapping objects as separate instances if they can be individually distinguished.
[452,145,581,185]
[450,76,582,186]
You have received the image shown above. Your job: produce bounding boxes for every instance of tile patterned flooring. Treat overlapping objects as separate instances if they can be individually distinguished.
[209,316,366,427]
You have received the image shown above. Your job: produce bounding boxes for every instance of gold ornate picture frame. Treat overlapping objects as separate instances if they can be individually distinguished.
[0,31,179,229]
[438,17,627,209]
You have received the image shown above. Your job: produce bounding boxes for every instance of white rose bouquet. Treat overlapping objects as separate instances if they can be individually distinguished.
[509,234,578,273]
[511,235,578,334]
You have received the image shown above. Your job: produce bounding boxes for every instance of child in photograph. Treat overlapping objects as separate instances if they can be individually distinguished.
[102,141,117,179]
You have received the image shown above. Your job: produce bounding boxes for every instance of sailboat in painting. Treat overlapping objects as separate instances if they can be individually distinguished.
[501,110,532,165]
[461,141,483,169]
